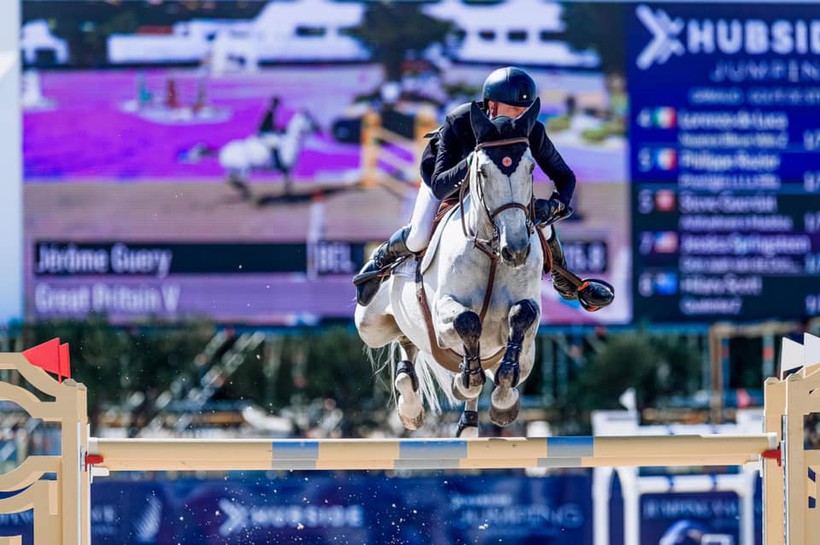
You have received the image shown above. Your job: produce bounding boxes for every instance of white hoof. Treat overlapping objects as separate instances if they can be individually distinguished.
[489,396,520,427]
[452,373,482,401]
[398,395,425,430]
[457,425,478,438]
[491,386,519,412]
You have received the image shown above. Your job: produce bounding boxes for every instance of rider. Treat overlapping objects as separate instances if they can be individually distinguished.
[354,67,579,306]
[258,96,281,135]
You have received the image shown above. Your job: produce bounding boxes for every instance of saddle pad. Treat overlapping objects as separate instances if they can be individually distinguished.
[420,205,460,275]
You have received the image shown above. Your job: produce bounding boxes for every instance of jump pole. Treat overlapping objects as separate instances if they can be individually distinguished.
[87,434,775,473]
[1,334,820,545]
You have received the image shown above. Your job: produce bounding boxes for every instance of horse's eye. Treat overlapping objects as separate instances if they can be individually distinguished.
[528,162,535,173]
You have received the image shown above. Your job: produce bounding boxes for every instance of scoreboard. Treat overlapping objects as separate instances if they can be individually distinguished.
[629,3,820,321]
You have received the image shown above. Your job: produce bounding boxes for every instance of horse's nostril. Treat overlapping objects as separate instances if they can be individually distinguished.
[501,247,513,262]
[526,245,531,258]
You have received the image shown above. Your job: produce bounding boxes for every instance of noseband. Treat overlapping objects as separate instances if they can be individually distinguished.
[459,136,535,259]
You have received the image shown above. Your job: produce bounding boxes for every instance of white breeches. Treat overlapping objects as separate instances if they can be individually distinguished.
[406,184,441,253]
[539,224,553,240]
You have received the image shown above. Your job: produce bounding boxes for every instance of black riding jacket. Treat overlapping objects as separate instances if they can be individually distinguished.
[421,102,576,204]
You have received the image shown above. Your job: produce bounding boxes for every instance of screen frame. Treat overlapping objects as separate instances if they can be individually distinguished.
[1,1,22,326]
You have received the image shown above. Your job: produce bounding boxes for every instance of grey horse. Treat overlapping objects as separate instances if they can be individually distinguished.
[355,100,545,437]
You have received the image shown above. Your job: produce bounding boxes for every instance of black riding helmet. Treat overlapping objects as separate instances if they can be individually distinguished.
[482,67,537,108]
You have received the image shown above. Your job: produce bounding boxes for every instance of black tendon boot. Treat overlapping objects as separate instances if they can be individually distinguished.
[546,231,578,300]
[353,226,413,305]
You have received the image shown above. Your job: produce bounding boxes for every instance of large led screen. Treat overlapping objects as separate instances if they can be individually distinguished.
[23,0,630,325]
[22,1,819,325]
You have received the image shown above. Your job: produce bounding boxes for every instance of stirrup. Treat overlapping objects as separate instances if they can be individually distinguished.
[352,267,387,286]
[352,256,409,286]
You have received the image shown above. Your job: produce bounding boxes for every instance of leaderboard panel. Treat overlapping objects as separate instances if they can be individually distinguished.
[630,2,820,322]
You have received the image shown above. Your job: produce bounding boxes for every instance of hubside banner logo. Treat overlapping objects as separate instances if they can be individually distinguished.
[636,3,820,70]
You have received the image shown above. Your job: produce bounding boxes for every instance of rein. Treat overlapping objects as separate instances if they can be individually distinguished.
[461,136,536,321]
[459,136,535,261]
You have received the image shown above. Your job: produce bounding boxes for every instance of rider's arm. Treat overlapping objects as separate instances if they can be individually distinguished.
[530,123,576,205]
[429,119,469,201]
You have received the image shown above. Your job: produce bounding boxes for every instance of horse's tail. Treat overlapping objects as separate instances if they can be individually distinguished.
[410,349,458,415]
[364,343,457,416]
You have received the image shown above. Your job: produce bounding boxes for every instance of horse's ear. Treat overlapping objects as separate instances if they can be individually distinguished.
[470,101,497,143]
[513,97,541,136]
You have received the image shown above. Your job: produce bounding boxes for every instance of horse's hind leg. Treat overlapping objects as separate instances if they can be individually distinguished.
[490,299,539,427]
[395,338,424,431]
[456,397,479,438]
[436,296,485,401]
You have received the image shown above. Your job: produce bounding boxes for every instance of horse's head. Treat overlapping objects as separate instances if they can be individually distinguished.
[467,99,540,268]
[290,109,322,137]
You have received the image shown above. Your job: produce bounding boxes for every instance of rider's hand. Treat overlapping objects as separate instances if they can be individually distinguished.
[534,192,573,227]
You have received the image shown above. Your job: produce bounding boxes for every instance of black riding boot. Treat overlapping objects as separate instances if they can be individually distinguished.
[533,197,577,301]
[546,230,577,301]
[353,226,413,306]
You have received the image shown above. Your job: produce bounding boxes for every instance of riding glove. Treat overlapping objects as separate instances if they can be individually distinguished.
[534,191,573,227]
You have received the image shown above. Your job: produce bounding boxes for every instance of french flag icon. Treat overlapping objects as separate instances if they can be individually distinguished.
[654,148,678,170]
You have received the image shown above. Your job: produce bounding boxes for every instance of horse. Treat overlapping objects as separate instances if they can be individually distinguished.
[355,100,545,437]
[217,109,320,200]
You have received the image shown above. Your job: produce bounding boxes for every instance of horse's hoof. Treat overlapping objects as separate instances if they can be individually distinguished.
[457,424,479,438]
[451,374,481,401]
[456,410,479,437]
[451,376,469,401]
[489,397,520,427]
[399,406,425,431]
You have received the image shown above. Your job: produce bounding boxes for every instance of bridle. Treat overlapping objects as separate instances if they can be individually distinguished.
[458,136,535,260]
[416,136,539,358]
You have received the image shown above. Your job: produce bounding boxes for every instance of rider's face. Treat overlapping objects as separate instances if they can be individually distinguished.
[487,101,528,120]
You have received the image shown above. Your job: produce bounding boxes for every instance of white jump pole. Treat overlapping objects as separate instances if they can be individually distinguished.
[87,434,777,473]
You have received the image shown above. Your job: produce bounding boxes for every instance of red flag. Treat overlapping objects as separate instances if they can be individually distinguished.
[23,338,71,381]
[59,343,72,379]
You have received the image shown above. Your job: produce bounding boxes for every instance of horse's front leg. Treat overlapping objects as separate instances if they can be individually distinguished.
[490,299,539,427]
[435,295,485,402]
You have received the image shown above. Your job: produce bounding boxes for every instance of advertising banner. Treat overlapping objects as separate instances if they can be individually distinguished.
[0,474,592,545]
